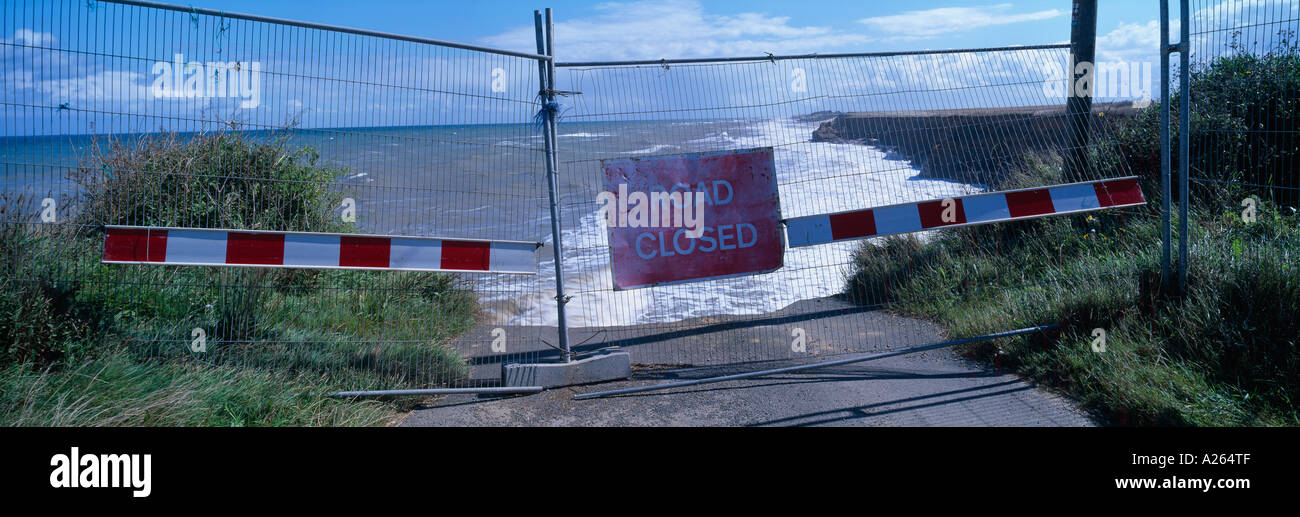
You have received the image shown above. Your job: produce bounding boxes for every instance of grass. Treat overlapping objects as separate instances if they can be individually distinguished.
[0,349,394,426]
[848,206,1299,426]
[1,131,480,426]
[844,45,1300,426]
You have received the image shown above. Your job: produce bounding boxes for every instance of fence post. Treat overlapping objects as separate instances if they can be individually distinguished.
[1160,0,1173,290]
[1066,0,1097,181]
[535,8,572,362]
[1177,0,1191,293]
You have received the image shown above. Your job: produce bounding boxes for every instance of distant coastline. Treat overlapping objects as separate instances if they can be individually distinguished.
[808,102,1141,185]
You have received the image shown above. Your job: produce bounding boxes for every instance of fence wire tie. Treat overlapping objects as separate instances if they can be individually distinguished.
[536,337,573,357]
[214,16,231,53]
[539,89,582,97]
[533,100,566,133]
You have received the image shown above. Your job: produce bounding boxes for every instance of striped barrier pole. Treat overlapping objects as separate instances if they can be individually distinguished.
[102,226,540,274]
[784,177,1145,247]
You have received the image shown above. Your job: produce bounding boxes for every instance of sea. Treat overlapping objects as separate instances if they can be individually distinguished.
[0,117,981,328]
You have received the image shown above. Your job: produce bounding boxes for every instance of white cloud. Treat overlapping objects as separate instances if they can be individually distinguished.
[4,29,57,46]
[1191,0,1298,54]
[1194,0,1299,25]
[480,0,871,61]
[857,3,1065,39]
[1097,20,1164,64]
[37,71,152,102]
[3,69,35,90]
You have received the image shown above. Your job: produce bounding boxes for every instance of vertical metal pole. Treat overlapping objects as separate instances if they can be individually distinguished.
[1066,0,1097,180]
[1159,0,1173,290]
[1177,0,1191,293]
[534,9,572,362]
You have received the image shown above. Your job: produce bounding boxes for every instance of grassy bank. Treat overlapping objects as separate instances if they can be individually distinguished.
[1,132,478,426]
[848,206,1298,426]
[846,46,1300,426]
[0,349,395,426]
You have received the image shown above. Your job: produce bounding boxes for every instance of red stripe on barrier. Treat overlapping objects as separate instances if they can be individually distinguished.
[441,240,491,271]
[225,232,285,265]
[102,228,145,262]
[918,198,967,228]
[147,231,169,262]
[340,236,390,268]
[828,210,877,240]
[1005,189,1055,218]
[103,228,167,262]
[1094,178,1145,207]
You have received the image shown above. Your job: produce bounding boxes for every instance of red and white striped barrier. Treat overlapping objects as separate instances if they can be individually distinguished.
[102,227,539,274]
[784,177,1145,248]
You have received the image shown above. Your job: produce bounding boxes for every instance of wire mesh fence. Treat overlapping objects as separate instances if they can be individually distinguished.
[554,47,1142,370]
[1,0,559,391]
[2,0,1165,400]
[1185,0,1298,223]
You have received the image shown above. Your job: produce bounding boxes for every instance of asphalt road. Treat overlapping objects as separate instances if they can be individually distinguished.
[400,297,1095,427]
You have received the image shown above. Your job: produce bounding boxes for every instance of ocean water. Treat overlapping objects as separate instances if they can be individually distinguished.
[0,117,980,327]
[475,117,981,327]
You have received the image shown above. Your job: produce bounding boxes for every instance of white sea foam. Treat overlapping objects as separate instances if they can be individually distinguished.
[622,144,677,155]
[477,117,982,327]
[494,139,534,148]
[559,132,613,138]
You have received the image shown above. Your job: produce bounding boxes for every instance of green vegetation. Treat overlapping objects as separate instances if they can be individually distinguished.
[847,46,1300,426]
[1,132,478,426]
[0,349,394,426]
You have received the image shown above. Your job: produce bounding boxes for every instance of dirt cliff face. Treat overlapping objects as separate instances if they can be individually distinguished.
[811,104,1138,186]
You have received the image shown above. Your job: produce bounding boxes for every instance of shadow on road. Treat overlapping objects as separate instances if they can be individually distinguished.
[745,379,1031,426]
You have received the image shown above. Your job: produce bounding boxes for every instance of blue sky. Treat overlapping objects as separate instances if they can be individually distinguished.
[11,0,1264,136]
[169,0,1161,60]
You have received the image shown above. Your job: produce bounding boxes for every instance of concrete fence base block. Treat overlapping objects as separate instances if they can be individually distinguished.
[502,351,631,388]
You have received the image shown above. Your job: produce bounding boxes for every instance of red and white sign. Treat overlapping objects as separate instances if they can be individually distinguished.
[102,226,538,274]
[601,148,783,290]
[784,177,1145,247]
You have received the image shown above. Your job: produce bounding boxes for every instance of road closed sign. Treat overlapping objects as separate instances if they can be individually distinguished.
[599,147,783,290]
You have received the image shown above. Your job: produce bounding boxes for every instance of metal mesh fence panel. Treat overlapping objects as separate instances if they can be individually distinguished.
[554,47,1142,371]
[1,0,1169,403]
[1186,0,1299,229]
[1,0,558,391]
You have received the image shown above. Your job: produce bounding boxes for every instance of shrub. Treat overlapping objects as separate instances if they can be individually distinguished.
[69,131,350,232]
[1107,31,1300,208]
[0,130,479,402]
[0,198,93,365]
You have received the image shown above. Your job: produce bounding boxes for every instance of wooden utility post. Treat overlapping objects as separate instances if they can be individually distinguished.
[1067,0,1098,178]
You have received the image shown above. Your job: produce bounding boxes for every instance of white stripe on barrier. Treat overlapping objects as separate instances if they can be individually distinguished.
[489,241,539,274]
[283,233,341,268]
[963,193,1011,223]
[389,238,443,270]
[1048,182,1103,213]
[166,230,226,264]
[874,204,924,235]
